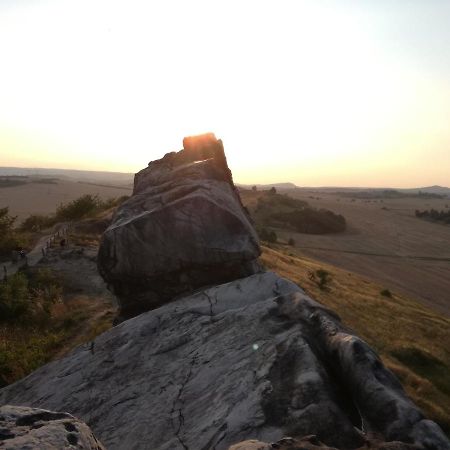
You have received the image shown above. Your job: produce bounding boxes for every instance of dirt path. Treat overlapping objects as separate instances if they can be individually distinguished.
[2,223,70,279]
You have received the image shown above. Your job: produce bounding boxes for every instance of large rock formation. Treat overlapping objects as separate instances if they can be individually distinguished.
[98,133,261,318]
[0,273,448,449]
[0,405,105,449]
[1,135,449,450]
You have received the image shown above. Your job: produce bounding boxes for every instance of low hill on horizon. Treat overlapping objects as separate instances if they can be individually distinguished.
[1,167,448,195]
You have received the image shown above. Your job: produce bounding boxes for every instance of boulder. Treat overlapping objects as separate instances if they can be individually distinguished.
[228,436,420,450]
[97,133,261,318]
[1,272,448,450]
[0,405,105,449]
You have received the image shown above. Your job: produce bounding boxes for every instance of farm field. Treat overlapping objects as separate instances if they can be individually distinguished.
[0,179,132,222]
[269,189,450,316]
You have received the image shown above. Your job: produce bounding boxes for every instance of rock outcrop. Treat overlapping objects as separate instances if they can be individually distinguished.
[1,135,449,450]
[0,405,105,449]
[0,273,448,449]
[98,133,261,318]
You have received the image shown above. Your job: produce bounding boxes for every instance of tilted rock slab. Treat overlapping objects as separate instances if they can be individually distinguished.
[0,405,105,449]
[1,272,448,450]
[97,133,261,319]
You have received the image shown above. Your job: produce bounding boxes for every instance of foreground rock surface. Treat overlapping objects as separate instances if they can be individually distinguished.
[1,272,448,450]
[0,405,105,449]
[98,133,260,318]
[229,436,419,450]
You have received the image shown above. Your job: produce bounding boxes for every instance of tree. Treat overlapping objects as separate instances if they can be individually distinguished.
[0,208,24,258]
[269,187,277,195]
[20,214,51,232]
[0,208,16,235]
[252,185,257,192]
[258,227,277,243]
[56,195,101,220]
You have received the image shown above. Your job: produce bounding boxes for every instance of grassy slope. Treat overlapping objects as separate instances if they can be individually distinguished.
[0,229,116,387]
[261,244,450,434]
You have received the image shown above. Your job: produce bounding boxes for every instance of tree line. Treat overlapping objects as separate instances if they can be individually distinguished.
[415,209,450,224]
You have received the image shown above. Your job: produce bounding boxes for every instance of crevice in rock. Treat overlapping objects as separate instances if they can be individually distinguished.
[170,354,198,450]
[15,411,69,426]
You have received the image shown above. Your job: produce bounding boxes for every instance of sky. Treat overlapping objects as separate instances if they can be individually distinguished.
[0,0,449,187]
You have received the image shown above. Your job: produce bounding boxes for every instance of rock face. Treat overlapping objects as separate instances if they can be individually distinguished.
[0,405,105,449]
[0,273,448,450]
[98,133,261,318]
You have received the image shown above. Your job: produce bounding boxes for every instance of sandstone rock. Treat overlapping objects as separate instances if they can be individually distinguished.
[0,405,105,449]
[1,272,448,450]
[228,435,420,450]
[97,133,261,318]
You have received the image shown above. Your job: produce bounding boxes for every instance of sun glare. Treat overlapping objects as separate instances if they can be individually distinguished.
[0,0,449,187]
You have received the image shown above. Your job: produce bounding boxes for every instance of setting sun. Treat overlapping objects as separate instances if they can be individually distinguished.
[1,0,449,187]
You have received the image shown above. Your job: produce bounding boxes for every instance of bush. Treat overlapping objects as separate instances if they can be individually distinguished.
[20,214,54,232]
[288,237,296,246]
[0,273,30,322]
[310,269,331,291]
[380,289,393,298]
[258,227,278,243]
[0,207,16,235]
[55,194,101,221]
[0,269,62,324]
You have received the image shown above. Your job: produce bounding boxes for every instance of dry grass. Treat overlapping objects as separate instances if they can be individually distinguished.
[261,244,450,435]
[0,278,115,387]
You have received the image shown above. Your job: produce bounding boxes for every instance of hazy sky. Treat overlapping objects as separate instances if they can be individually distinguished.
[1,0,449,187]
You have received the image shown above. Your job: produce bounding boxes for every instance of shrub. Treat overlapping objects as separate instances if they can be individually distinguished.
[259,227,278,243]
[55,194,101,221]
[0,269,62,324]
[0,273,30,322]
[310,269,331,291]
[20,214,54,232]
[380,289,393,298]
[288,237,296,246]
[0,208,28,259]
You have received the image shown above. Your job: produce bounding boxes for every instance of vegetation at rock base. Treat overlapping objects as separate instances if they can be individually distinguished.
[0,269,62,324]
[415,208,450,225]
[0,208,32,260]
[260,245,450,436]
[0,221,117,388]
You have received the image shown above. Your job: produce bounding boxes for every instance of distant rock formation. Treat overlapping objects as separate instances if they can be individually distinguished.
[0,405,105,449]
[0,135,449,450]
[98,133,261,319]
